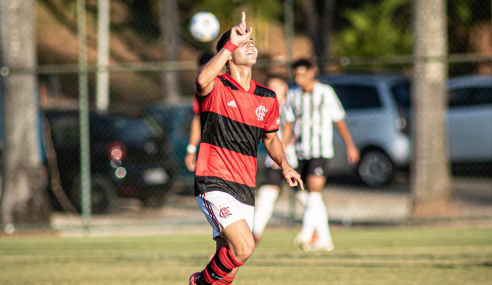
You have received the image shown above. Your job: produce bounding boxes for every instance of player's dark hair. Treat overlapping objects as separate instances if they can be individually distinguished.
[216,30,231,53]
[198,52,214,66]
[292,58,314,70]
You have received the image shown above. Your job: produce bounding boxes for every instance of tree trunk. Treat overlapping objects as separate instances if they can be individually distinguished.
[159,0,180,104]
[411,0,455,217]
[301,0,335,74]
[0,0,50,226]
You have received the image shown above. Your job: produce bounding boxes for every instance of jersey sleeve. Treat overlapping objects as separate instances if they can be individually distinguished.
[325,84,346,122]
[283,89,296,123]
[264,96,280,133]
[195,76,222,111]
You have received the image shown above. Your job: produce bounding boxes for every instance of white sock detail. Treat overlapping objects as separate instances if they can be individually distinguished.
[252,185,280,237]
[315,194,332,244]
[298,192,324,242]
[295,190,308,207]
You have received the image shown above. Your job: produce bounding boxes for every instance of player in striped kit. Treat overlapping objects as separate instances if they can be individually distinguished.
[252,77,311,243]
[283,59,360,251]
[189,12,303,285]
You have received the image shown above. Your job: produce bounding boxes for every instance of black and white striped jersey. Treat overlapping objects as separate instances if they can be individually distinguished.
[284,82,346,159]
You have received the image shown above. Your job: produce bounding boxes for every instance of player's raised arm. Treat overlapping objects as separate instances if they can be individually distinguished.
[195,11,253,96]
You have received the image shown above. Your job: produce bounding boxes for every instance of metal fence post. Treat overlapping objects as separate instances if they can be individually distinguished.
[96,0,110,112]
[77,0,91,232]
[285,0,294,78]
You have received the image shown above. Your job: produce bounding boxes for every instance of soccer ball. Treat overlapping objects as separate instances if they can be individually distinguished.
[189,12,220,42]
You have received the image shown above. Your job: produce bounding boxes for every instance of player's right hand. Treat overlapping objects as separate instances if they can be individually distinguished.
[230,11,253,46]
[283,167,304,190]
[185,153,196,171]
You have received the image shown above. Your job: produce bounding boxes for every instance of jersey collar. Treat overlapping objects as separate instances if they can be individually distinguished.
[222,72,257,94]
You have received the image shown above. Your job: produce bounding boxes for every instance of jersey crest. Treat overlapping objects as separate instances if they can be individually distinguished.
[255,105,268,121]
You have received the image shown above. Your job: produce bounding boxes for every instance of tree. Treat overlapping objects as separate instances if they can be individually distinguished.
[411,0,455,217]
[159,0,181,103]
[300,0,336,73]
[333,0,411,57]
[0,0,50,227]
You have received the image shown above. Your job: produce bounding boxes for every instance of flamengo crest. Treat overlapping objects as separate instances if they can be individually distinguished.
[256,105,267,121]
[219,207,232,219]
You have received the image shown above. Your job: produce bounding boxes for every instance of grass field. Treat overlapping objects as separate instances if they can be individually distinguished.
[1,226,491,285]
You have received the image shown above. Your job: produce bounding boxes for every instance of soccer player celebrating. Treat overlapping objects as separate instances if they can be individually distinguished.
[189,12,303,285]
[283,58,360,251]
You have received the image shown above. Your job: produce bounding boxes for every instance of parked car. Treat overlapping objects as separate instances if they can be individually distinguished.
[43,110,175,213]
[447,76,492,167]
[318,74,492,187]
[144,104,195,193]
[318,74,411,187]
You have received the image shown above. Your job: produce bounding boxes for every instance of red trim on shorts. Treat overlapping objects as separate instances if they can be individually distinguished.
[202,194,221,234]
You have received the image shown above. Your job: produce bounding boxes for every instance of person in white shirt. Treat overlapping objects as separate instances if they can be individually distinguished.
[283,59,360,251]
[252,77,308,243]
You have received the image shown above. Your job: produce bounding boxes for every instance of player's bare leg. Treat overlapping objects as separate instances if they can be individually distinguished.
[190,219,255,285]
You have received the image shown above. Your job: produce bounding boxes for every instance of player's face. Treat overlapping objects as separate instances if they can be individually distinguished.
[294,66,316,90]
[232,37,257,66]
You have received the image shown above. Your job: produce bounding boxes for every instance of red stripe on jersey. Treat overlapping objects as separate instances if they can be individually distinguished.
[198,75,279,132]
[196,143,257,187]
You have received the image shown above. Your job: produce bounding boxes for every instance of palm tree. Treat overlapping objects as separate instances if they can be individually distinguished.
[0,0,49,226]
[411,0,455,217]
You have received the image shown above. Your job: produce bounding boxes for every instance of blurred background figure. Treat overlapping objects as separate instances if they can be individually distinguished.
[252,77,309,244]
[283,58,359,251]
[185,52,215,172]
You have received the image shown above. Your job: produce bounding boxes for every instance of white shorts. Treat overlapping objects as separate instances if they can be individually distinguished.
[196,191,255,239]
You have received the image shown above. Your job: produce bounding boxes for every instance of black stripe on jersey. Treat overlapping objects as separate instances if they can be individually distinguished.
[219,77,240,90]
[195,175,256,206]
[200,111,263,157]
[264,128,279,133]
[213,254,232,273]
[253,85,276,98]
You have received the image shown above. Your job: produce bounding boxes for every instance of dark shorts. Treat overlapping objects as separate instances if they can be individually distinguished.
[297,158,331,182]
[261,167,284,188]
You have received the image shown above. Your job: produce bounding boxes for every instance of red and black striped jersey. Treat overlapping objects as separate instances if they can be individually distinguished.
[195,73,280,206]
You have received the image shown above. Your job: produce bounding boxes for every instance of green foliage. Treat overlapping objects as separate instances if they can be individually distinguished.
[333,0,412,57]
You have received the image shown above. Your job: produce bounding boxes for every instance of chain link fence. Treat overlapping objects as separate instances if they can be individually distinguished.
[3,0,491,232]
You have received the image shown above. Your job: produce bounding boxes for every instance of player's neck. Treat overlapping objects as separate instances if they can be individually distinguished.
[229,65,253,91]
[301,80,318,93]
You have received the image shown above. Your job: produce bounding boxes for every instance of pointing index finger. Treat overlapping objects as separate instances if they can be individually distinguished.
[242,11,246,26]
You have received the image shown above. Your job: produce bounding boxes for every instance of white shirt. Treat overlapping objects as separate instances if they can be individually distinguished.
[265,101,298,168]
[284,82,346,159]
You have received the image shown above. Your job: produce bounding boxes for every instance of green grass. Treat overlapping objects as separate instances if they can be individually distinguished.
[1,227,491,285]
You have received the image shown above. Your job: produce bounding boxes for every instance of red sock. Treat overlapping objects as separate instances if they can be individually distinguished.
[215,275,235,285]
[199,247,244,284]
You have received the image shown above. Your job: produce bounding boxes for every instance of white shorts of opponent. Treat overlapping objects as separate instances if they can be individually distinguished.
[196,191,254,239]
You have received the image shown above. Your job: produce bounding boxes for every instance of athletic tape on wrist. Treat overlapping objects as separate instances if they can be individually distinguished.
[224,41,238,53]
[187,144,197,153]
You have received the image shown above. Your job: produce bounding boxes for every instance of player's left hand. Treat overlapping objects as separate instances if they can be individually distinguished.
[283,167,304,190]
[230,11,253,46]
[347,145,360,164]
